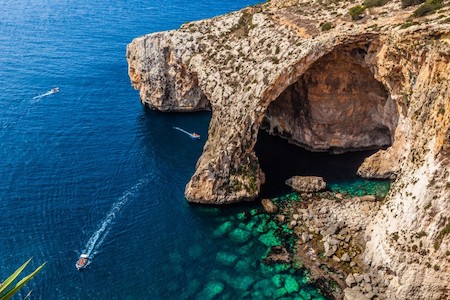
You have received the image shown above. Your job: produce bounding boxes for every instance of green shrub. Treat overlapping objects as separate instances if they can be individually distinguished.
[349,5,366,20]
[364,0,389,8]
[412,0,443,17]
[417,231,427,238]
[321,22,334,31]
[400,20,419,28]
[434,221,450,250]
[402,0,425,8]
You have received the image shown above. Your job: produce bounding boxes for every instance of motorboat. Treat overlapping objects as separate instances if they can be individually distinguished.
[76,254,89,270]
[51,87,59,93]
[173,127,200,139]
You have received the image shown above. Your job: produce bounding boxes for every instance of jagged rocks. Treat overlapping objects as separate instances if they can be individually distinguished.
[285,176,326,193]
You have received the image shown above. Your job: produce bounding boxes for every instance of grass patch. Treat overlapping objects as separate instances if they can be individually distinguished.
[349,5,366,20]
[434,221,450,250]
[320,22,334,31]
[412,0,444,17]
[229,10,255,38]
[417,231,427,238]
[400,20,419,28]
[402,0,425,7]
[364,0,389,7]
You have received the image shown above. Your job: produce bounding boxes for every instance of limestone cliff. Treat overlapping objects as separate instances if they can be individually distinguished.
[127,0,450,298]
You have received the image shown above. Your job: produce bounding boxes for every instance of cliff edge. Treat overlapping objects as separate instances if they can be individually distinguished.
[127,0,450,298]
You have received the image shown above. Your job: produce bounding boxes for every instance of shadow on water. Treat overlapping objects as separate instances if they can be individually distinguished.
[255,130,382,198]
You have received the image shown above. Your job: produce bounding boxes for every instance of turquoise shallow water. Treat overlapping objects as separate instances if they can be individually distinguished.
[0,0,390,299]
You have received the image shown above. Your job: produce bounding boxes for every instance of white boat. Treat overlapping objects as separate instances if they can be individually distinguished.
[173,127,200,139]
[76,254,89,270]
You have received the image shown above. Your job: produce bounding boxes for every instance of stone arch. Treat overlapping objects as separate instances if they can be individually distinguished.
[257,37,398,154]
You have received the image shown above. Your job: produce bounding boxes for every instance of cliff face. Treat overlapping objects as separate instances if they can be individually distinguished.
[127,1,450,298]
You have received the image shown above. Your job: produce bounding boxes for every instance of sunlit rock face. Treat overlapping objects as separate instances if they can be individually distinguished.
[128,4,450,298]
[264,45,397,153]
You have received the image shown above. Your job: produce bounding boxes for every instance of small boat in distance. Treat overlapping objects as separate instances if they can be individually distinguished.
[32,87,60,100]
[173,127,200,139]
[76,254,89,270]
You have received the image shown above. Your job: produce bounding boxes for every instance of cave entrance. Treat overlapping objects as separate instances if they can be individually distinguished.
[256,44,397,197]
[255,130,382,197]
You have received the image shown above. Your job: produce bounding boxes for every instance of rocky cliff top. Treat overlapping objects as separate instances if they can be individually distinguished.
[127,0,450,298]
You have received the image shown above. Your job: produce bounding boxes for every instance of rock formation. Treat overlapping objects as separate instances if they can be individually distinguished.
[285,176,327,192]
[127,0,450,298]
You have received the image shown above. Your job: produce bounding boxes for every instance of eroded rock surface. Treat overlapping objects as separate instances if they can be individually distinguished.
[127,1,450,298]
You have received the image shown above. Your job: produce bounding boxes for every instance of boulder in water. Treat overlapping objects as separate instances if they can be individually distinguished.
[285,176,326,193]
[261,198,278,213]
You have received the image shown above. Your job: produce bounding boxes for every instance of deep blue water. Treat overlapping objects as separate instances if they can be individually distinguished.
[0,1,390,299]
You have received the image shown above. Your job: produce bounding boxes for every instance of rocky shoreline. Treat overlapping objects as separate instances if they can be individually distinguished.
[261,190,390,299]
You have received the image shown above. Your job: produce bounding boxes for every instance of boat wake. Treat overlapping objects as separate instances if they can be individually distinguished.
[81,177,149,262]
[173,126,200,139]
[2,88,60,129]
[32,87,59,103]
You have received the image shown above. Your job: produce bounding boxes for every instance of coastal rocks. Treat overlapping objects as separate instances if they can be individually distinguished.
[128,0,450,297]
[285,176,326,193]
[278,191,388,298]
[261,198,278,213]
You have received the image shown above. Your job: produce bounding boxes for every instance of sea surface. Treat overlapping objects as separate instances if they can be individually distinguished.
[0,1,389,299]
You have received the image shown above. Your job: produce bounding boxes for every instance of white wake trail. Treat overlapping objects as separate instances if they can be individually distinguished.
[82,178,148,258]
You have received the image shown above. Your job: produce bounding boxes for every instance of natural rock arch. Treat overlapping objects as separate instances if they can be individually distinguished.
[258,42,398,154]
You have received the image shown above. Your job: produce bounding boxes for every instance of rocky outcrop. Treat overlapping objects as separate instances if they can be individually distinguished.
[127,0,450,298]
[126,32,210,111]
[285,176,326,192]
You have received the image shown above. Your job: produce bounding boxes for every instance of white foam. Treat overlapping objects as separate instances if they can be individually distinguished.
[82,178,148,259]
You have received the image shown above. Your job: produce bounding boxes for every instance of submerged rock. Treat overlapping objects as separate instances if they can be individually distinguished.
[258,230,281,247]
[263,246,291,265]
[285,176,326,193]
[229,275,255,291]
[213,221,233,238]
[216,252,238,266]
[196,281,225,300]
[284,275,300,293]
[229,227,251,244]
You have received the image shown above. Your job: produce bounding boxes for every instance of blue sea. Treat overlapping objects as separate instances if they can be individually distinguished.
[0,1,390,299]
